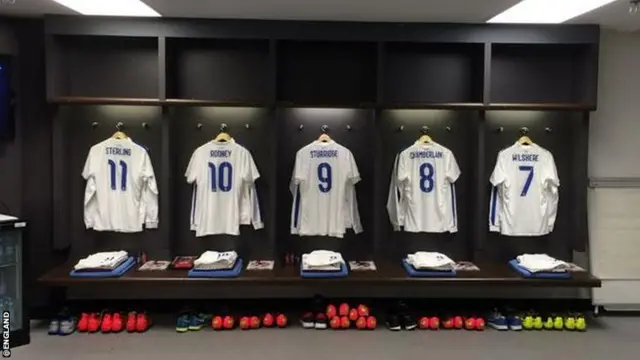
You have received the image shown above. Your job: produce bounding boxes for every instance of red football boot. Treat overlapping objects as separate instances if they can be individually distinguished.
[77,313,90,332]
[111,313,124,333]
[442,316,454,330]
[453,315,464,330]
[101,313,113,333]
[464,317,476,331]
[136,312,150,332]
[475,317,486,331]
[126,311,137,333]
[87,313,102,333]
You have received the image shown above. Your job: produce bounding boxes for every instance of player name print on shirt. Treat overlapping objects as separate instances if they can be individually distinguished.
[186,140,263,237]
[290,140,362,238]
[387,141,461,233]
[489,142,560,236]
[82,137,159,232]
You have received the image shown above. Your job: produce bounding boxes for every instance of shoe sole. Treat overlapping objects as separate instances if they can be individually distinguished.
[488,323,508,331]
[300,321,315,329]
[314,324,327,330]
[509,325,523,331]
[176,328,188,333]
[188,326,203,331]
[387,325,401,331]
[404,325,417,331]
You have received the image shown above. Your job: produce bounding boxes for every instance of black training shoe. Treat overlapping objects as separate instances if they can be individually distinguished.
[300,312,315,329]
[386,314,401,331]
[402,314,418,331]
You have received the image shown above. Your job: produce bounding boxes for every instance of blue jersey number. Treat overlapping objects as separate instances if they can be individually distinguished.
[317,162,332,193]
[107,159,128,191]
[519,165,534,196]
[209,161,233,192]
[419,163,435,193]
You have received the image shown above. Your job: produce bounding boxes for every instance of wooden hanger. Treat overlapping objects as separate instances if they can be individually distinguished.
[518,135,533,145]
[112,122,127,139]
[214,132,232,142]
[214,123,231,142]
[318,125,331,142]
[418,126,432,143]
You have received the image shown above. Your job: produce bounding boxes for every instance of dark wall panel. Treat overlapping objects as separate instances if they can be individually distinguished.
[377,110,478,261]
[169,107,274,259]
[276,108,375,260]
[54,105,165,259]
[480,111,583,262]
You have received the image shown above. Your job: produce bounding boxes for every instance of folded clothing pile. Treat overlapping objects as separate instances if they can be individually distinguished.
[74,251,129,272]
[406,252,455,271]
[515,254,569,273]
[300,250,348,278]
[188,250,243,278]
[193,251,239,270]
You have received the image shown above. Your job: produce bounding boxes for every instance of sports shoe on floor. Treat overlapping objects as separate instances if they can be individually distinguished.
[464,316,476,330]
[575,313,586,331]
[553,315,564,330]
[101,313,113,333]
[111,313,123,333]
[300,312,315,329]
[402,314,417,331]
[136,312,150,332]
[88,313,102,333]
[474,317,485,331]
[77,312,90,332]
[543,315,554,330]
[507,314,522,331]
[564,314,576,331]
[176,314,190,333]
[487,310,508,331]
[532,312,543,330]
[428,316,439,330]
[441,315,454,330]
[386,314,401,331]
[522,313,534,330]
[126,311,137,333]
[314,313,327,330]
[58,317,76,336]
[48,318,60,335]
[189,313,206,331]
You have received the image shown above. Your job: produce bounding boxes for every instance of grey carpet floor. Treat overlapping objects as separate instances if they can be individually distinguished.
[11,317,640,360]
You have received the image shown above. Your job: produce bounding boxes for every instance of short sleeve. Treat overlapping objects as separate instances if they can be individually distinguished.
[542,153,560,188]
[185,149,199,184]
[489,153,507,186]
[82,147,96,180]
[347,151,361,184]
[445,150,461,183]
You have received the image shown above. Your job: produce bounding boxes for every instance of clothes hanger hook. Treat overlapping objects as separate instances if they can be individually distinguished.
[446,126,452,132]
[321,125,329,133]
[142,122,149,129]
[220,123,228,132]
[421,126,430,134]
[91,122,99,128]
[116,122,124,131]
[299,124,304,131]
[197,123,203,129]
[520,127,530,135]
[545,127,552,133]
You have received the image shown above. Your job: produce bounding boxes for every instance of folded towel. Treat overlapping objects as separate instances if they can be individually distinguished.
[302,252,344,271]
[193,251,238,267]
[304,250,344,267]
[74,251,129,271]
[509,260,570,279]
[516,254,568,273]
[406,252,454,270]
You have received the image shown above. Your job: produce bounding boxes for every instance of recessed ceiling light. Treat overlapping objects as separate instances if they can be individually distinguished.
[52,0,161,17]
[488,0,618,24]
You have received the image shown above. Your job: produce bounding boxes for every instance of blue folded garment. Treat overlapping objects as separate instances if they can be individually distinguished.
[509,259,570,279]
[301,263,349,278]
[69,257,136,278]
[402,259,456,277]
[187,259,243,278]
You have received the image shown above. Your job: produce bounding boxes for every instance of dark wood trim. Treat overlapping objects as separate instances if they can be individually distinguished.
[44,16,600,45]
[381,102,485,110]
[38,261,602,288]
[483,42,491,105]
[165,99,271,107]
[48,97,163,106]
[486,103,596,111]
[158,36,166,101]
[276,101,377,109]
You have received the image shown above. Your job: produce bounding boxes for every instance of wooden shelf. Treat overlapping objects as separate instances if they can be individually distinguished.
[276,101,376,109]
[164,99,271,107]
[39,260,601,288]
[48,97,162,106]
[382,102,485,110]
[486,103,595,111]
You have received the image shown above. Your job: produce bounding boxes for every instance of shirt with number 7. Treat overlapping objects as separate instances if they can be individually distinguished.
[489,142,560,236]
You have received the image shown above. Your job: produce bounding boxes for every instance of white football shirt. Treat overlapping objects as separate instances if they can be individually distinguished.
[290,140,361,238]
[82,137,158,232]
[489,142,560,236]
[186,141,262,237]
[387,141,461,233]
